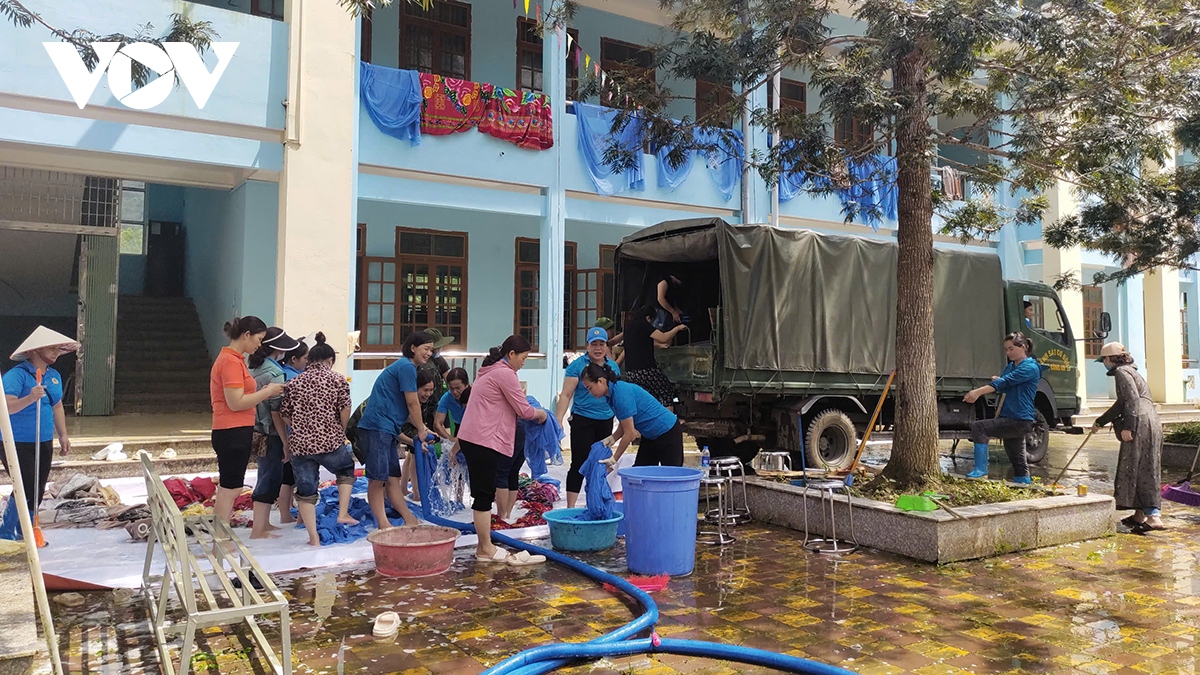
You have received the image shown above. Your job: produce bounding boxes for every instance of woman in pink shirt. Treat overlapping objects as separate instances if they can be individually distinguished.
[458,335,547,565]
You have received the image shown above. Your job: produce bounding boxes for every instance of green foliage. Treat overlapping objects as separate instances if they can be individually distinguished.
[850,473,1045,507]
[1164,421,1200,445]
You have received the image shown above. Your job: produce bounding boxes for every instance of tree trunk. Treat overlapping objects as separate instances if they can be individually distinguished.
[879,47,941,490]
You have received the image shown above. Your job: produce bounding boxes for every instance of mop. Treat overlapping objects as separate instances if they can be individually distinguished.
[1161,443,1200,506]
[1049,428,1096,490]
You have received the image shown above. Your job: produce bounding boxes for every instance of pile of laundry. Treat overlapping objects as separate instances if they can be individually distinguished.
[162,476,253,527]
[36,473,151,536]
[491,477,560,530]
[297,477,381,546]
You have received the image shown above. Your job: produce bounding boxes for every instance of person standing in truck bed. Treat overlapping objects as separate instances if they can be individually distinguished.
[962,332,1041,484]
[621,304,687,406]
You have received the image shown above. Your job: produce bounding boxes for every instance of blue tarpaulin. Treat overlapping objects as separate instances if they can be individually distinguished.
[575,102,645,196]
[296,477,409,546]
[360,62,423,146]
[522,395,563,485]
[579,442,616,521]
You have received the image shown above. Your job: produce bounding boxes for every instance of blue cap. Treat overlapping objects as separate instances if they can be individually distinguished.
[587,327,608,344]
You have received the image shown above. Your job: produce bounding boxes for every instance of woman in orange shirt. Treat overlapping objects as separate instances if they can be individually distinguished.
[210,316,284,525]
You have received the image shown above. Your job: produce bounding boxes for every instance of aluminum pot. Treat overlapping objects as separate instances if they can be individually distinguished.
[751,451,791,473]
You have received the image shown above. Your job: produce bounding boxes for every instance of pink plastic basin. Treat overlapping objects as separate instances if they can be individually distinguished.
[367,525,461,578]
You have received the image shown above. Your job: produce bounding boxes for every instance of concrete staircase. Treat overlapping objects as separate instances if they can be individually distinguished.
[1075,400,1200,427]
[114,296,211,414]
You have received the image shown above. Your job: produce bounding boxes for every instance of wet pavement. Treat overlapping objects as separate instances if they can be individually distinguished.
[46,430,1200,675]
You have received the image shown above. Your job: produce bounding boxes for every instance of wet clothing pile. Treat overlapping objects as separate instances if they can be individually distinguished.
[578,442,616,521]
[299,477,374,546]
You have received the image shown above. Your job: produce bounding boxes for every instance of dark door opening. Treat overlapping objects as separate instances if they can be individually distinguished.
[145,221,186,297]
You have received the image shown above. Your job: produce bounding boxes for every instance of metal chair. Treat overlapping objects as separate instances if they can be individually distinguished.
[801,478,858,555]
[698,476,735,545]
[709,456,751,525]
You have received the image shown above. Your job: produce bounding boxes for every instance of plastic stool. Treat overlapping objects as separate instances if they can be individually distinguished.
[802,478,858,554]
[709,456,751,525]
[698,477,735,545]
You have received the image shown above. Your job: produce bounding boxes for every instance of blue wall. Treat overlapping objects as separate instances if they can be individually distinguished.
[184,180,278,356]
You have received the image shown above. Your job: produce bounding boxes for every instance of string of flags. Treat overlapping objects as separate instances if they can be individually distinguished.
[512,0,636,107]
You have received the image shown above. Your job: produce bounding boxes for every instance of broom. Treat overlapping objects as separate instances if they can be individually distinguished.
[1162,442,1200,506]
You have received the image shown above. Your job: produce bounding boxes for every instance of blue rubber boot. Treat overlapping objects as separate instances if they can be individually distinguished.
[966,443,989,479]
[1011,475,1032,485]
[0,497,23,541]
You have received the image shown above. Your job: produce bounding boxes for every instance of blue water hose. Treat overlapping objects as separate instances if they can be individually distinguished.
[485,638,857,675]
[407,440,854,675]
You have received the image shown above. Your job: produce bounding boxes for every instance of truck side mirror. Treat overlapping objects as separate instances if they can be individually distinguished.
[1100,311,1112,337]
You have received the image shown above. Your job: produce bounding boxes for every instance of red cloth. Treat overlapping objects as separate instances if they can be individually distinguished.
[478,86,553,150]
[232,493,254,511]
[419,73,484,135]
[190,477,217,502]
[163,478,198,509]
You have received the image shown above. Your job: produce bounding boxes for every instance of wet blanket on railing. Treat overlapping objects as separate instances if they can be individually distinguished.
[360,62,423,146]
[479,86,554,150]
[653,127,742,202]
[579,442,616,521]
[575,101,645,196]
[522,396,563,484]
[419,73,485,136]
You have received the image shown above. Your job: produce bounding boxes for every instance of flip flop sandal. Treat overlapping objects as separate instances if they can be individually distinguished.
[1120,515,1143,528]
[372,611,400,638]
[476,548,510,563]
[92,442,123,461]
[1128,522,1152,535]
[160,448,178,459]
[507,550,546,566]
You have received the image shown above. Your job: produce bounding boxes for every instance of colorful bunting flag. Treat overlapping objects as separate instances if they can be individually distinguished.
[585,53,591,70]
[524,0,530,15]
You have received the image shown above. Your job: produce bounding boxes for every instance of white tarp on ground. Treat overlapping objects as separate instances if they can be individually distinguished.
[3,461,582,589]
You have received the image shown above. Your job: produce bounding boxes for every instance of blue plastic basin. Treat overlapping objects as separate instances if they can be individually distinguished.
[543,508,623,552]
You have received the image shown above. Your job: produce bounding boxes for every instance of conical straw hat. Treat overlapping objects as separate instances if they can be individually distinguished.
[10,326,81,361]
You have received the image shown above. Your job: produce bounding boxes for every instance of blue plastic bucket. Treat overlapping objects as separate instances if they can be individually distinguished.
[543,508,623,552]
[614,501,625,536]
[618,466,702,576]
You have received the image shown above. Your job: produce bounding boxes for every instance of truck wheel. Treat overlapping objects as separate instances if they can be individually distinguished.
[1025,410,1050,464]
[806,410,858,471]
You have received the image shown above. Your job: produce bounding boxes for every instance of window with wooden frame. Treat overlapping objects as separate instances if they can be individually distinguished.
[769,78,807,114]
[400,0,471,79]
[695,76,735,128]
[1083,286,1104,359]
[361,6,373,63]
[600,38,654,103]
[835,115,873,150]
[515,238,577,350]
[358,228,468,352]
[599,244,616,321]
[516,18,579,99]
[251,0,284,20]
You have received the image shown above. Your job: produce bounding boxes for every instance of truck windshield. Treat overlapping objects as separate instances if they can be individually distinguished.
[1022,294,1069,347]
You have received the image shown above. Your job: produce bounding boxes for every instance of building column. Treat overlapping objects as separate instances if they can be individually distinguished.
[740,81,770,224]
[1041,180,1087,406]
[276,0,357,373]
[1144,268,1184,402]
[540,22,567,402]
[1141,132,1183,403]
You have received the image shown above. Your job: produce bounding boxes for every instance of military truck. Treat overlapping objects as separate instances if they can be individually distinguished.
[612,218,1101,470]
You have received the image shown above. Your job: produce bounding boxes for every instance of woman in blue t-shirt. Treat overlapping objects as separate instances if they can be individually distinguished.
[434,368,471,442]
[580,363,683,468]
[963,332,1041,483]
[555,327,621,507]
[357,331,435,529]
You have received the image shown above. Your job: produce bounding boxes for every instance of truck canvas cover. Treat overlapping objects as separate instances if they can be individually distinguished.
[616,218,1005,379]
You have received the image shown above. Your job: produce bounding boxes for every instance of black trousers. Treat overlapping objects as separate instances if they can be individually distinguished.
[1,441,52,511]
[970,417,1034,477]
[568,415,614,493]
[460,439,502,512]
[633,422,685,467]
